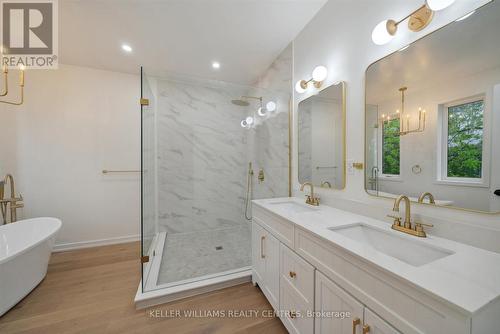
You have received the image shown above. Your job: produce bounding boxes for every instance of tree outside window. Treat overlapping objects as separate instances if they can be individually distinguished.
[447,100,484,178]
[382,118,400,175]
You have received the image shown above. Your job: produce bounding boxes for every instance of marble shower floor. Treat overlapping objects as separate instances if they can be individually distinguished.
[157,225,251,285]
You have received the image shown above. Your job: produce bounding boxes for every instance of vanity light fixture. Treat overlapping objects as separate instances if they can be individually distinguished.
[372,0,455,45]
[295,65,328,93]
[380,87,426,136]
[0,64,25,106]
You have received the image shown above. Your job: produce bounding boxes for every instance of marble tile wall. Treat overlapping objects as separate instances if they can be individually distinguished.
[156,78,252,234]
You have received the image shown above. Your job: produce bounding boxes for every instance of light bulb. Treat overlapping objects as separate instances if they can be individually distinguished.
[295,80,306,93]
[240,120,248,128]
[257,107,266,117]
[266,101,276,112]
[372,20,396,45]
[312,66,328,82]
[246,116,254,125]
[121,44,132,53]
[426,0,455,11]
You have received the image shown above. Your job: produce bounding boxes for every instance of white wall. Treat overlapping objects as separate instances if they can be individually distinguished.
[292,0,500,253]
[0,64,141,249]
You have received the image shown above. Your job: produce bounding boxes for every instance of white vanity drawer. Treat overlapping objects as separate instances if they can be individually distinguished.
[280,277,314,334]
[280,243,314,306]
[253,205,294,248]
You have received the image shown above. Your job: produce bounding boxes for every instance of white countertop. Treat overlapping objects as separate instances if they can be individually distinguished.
[252,197,500,316]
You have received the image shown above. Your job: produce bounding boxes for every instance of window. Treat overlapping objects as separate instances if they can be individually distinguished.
[446,98,484,179]
[439,96,485,184]
[382,118,400,175]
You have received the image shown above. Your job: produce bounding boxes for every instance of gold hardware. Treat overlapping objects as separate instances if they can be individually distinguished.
[0,174,23,224]
[389,195,433,237]
[289,271,297,278]
[353,162,364,170]
[289,311,297,319]
[321,181,332,188]
[418,192,435,204]
[140,98,149,106]
[363,324,370,334]
[414,222,434,237]
[0,66,25,106]
[393,195,412,228]
[352,318,361,334]
[300,182,320,206]
[141,256,149,263]
[260,236,265,258]
[258,169,264,183]
[408,5,434,32]
[102,170,141,174]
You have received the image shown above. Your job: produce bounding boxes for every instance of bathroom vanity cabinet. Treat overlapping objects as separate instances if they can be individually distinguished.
[251,199,500,334]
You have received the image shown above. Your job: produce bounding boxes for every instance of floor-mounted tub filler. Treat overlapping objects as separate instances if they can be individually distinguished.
[0,217,61,316]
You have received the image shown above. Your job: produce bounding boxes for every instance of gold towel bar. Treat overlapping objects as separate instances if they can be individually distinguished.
[102,170,141,174]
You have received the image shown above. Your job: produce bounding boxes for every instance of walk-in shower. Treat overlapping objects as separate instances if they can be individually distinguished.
[137,45,292,304]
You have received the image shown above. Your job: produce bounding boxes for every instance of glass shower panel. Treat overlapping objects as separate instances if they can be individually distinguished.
[141,67,157,292]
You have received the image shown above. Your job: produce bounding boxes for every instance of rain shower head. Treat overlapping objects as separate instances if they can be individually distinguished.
[231,99,250,107]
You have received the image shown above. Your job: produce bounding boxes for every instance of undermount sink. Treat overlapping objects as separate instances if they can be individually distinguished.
[268,200,317,214]
[328,223,454,267]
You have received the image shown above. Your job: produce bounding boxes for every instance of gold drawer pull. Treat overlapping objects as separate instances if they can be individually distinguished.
[289,271,297,278]
[352,318,360,334]
[260,236,265,258]
[290,311,297,319]
[363,325,370,334]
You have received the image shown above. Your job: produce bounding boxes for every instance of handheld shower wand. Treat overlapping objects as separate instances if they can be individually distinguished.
[244,162,254,221]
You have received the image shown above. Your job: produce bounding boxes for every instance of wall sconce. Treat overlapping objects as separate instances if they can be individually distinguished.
[372,0,455,45]
[295,66,328,93]
[0,64,25,105]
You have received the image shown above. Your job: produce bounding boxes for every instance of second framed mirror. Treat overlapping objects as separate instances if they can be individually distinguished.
[298,82,346,190]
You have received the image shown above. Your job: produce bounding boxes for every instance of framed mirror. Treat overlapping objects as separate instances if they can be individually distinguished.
[365,1,500,213]
[298,82,346,189]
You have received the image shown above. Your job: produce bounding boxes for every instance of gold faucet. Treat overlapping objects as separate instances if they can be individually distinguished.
[388,195,433,237]
[418,192,435,204]
[300,182,320,206]
[1,174,24,224]
[321,181,332,188]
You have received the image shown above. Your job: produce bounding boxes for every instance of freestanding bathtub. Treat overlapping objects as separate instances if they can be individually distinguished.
[0,217,61,316]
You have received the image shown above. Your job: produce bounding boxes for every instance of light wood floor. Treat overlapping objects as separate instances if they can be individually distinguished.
[0,242,287,334]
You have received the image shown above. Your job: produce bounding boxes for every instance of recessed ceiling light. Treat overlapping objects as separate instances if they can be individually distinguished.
[455,10,475,22]
[121,44,132,53]
[212,61,220,69]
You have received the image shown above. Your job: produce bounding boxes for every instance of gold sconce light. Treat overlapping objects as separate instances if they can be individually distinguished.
[380,87,426,136]
[295,66,328,93]
[372,0,456,45]
[0,64,25,106]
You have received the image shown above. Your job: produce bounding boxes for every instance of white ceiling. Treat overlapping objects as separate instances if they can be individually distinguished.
[59,0,327,84]
[366,0,500,104]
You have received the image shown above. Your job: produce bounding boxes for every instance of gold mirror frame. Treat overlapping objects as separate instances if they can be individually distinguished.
[297,81,347,191]
[363,1,499,215]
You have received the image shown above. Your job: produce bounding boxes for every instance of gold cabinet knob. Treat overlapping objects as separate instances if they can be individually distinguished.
[289,271,297,278]
[352,318,360,334]
[363,325,370,334]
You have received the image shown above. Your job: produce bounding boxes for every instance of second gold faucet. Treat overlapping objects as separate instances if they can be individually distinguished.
[300,182,320,206]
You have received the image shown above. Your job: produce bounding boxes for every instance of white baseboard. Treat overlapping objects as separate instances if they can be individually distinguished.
[53,234,140,252]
